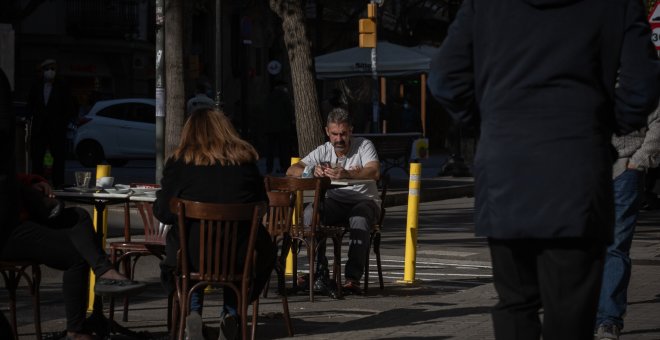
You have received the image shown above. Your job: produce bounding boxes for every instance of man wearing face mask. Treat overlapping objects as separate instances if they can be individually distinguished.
[27,59,78,188]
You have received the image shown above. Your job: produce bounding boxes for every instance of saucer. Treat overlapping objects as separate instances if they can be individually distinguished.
[104,188,131,194]
[63,187,100,193]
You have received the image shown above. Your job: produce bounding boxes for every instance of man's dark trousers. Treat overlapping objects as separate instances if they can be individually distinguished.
[489,237,605,340]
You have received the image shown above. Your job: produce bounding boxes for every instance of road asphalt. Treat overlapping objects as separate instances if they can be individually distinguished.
[5,155,660,339]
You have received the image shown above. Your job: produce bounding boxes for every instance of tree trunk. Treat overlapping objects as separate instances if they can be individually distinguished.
[270,0,324,156]
[164,0,185,159]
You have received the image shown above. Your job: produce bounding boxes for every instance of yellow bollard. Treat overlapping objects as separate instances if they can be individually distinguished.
[89,164,111,310]
[286,157,301,276]
[402,163,421,283]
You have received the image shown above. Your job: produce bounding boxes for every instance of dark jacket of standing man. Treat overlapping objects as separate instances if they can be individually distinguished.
[428,0,660,339]
[27,59,77,188]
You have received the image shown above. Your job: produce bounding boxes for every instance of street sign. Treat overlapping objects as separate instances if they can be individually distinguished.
[650,2,660,23]
[649,3,660,50]
[652,25,660,49]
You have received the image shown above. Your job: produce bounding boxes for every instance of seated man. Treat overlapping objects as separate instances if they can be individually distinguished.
[286,107,380,294]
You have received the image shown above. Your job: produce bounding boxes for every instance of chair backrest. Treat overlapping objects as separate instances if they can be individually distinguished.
[264,176,331,237]
[264,190,295,239]
[171,199,266,283]
[135,201,169,243]
[129,183,168,243]
[376,173,390,227]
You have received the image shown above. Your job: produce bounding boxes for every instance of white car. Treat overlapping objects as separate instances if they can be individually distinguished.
[74,98,156,167]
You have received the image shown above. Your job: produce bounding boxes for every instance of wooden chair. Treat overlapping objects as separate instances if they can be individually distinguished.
[264,176,343,302]
[109,186,169,323]
[362,173,389,293]
[261,189,296,336]
[170,199,266,340]
[0,260,42,340]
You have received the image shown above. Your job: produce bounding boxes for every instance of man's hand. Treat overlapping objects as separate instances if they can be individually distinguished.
[32,182,55,198]
[31,181,61,216]
[322,166,346,179]
[314,162,336,177]
[627,161,641,171]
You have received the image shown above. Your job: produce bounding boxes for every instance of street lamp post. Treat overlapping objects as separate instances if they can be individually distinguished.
[155,0,165,183]
[359,1,383,133]
[371,32,379,133]
[214,0,223,110]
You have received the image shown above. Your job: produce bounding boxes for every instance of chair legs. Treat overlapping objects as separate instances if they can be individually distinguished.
[297,235,342,302]
[109,248,135,323]
[0,262,42,340]
[262,236,295,336]
[363,230,384,294]
[374,232,384,290]
[331,236,343,297]
[308,239,316,302]
[275,237,294,336]
[250,298,259,339]
[109,248,162,323]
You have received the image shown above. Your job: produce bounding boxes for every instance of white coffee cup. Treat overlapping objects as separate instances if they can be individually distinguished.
[97,176,115,188]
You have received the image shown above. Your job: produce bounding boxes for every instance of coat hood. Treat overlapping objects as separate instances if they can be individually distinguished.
[523,0,582,8]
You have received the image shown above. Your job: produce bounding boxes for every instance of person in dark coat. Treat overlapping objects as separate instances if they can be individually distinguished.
[153,108,275,340]
[428,0,660,339]
[27,59,77,188]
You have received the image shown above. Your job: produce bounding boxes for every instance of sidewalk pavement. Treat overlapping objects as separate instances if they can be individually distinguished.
[6,155,660,339]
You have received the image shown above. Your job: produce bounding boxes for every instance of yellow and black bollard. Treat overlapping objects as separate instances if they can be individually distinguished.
[89,164,111,310]
[286,157,301,276]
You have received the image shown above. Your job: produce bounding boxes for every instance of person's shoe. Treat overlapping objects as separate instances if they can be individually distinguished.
[313,276,329,293]
[185,311,204,340]
[94,278,147,297]
[342,280,362,295]
[218,313,238,340]
[594,323,620,340]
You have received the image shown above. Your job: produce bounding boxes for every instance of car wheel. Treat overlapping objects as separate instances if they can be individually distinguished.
[76,140,105,168]
[108,159,129,167]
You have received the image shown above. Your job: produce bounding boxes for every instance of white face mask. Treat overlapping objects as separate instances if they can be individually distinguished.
[44,69,56,80]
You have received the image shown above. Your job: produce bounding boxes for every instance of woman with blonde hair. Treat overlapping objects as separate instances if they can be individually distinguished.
[154,108,275,340]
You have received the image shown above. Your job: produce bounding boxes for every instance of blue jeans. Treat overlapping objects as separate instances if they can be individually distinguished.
[596,169,644,328]
[190,289,237,317]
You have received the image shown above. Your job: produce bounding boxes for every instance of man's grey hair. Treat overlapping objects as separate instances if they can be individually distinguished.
[326,107,353,127]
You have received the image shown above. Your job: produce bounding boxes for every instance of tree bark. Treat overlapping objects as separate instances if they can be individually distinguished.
[164,0,185,159]
[270,0,324,156]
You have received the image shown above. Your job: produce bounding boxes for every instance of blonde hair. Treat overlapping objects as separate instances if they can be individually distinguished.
[172,108,259,166]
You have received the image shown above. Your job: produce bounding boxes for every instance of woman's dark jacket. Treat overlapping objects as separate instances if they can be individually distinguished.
[153,158,272,294]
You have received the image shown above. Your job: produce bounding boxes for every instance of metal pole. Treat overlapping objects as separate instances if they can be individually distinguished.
[155,0,165,183]
[370,0,379,134]
[371,44,379,133]
[214,0,223,109]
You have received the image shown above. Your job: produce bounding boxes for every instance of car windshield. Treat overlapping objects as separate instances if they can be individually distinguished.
[97,102,155,124]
